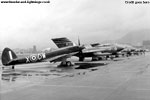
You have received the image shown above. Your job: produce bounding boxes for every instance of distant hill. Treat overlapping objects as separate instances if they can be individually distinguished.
[116,29,150,46]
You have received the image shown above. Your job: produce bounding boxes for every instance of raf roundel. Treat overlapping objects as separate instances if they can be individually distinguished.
[30,55,37,62]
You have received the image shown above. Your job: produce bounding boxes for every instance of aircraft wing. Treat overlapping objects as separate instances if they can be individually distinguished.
[48,52,78,63]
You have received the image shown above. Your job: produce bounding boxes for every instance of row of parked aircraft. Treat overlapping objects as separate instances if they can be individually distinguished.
[1,37,146,69]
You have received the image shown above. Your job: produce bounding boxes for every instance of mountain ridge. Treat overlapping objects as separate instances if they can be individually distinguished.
[102,29,150,45]
[116,29,150,45]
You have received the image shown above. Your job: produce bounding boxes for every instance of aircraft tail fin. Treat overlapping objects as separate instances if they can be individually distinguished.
[1,47,17,66]
[52,37,75,48]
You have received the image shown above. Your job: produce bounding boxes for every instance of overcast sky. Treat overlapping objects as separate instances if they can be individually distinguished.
[0,0,150,50]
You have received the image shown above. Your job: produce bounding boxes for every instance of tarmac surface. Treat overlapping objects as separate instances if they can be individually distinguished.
[0,53,150,100]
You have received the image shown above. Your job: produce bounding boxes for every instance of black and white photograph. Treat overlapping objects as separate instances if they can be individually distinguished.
[0,0,150,100]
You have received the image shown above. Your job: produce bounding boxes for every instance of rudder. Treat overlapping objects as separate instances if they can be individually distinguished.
[1,47,17,66]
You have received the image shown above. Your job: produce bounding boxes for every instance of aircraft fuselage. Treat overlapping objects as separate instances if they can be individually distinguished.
[2,46,82,66]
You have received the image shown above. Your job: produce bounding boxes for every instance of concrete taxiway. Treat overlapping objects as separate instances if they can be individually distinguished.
[0,53,150,100]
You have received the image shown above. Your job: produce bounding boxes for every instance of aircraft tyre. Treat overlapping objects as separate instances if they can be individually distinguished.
[110,56,114,60]
[2,66,4,70]
[66,61,72,66]
[12,65,15,69]
[115,55,119,58]
[126,54,129,57]
[98,57,103,60]
[59,61,72,67]
[106,56,109,60]
[92,57,99,61]
[79,57,84,61]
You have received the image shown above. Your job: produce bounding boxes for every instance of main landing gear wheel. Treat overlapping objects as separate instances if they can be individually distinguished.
[105,56,109,60]
[115,55,119,58]
[66,61,72,66]
[98,57,103,60]
[126,54,129,57]
[92,57,99,61]
[79,57,84,61]
[110,56,114,60]
[2,66,4,70]
[59,61,73,67]
[12,65,15,69]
